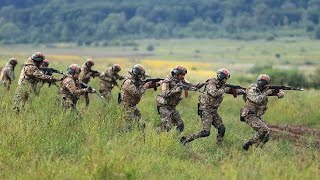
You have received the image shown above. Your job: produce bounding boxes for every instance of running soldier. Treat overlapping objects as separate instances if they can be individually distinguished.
[119,64,153,131]
[181,69,245,145]
[241,74,284,151]
[13,52,59,113]
[156,65,205,133]
[79,59,100,107]
[99,64,124,100]
[59,64,96,113]
[0,58,18,91]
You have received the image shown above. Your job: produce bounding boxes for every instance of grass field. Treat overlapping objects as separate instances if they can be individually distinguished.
[0,39,319,179]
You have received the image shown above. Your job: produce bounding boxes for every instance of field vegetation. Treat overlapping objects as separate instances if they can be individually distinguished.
[0,39,319,179]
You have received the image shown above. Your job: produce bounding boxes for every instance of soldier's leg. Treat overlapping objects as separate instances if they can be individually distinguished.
[243,114,269,150]
[123,106,136,131]
[171,109,184,132]
[84,93,90,107]
[158,106,174,132]
[100,89,112,100]
[211,110,225,144]
[13,85,29,112]
[181,110,213,145]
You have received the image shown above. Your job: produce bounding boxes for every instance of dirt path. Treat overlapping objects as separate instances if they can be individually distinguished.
[268,124,320,146]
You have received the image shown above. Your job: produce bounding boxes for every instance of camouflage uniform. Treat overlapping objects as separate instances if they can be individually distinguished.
[99,67,124,100]
[156,74,204,132]
[241,84,279,148]
[13,58,56,111]
[79,63,99,106]
[120,72,147,130]
[182,78,244,144]
[59,76,90,112]
[0,61,15,91]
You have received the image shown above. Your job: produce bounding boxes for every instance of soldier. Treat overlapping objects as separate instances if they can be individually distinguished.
[99,64,124,100]
[181,69,246,145]
[79,59,100,107]
[156,65,205,133]
[119,64,152,131]
[241,74,284,151]
[0,58,18,91]
[13,52,60,113]
[59,64,96,113]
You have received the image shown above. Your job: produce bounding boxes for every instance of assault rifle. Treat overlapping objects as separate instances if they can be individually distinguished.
[39,67,64,88]
[269,85,304,96]
[225,84,246,98]
[176,82,200,98]
[143,78,164,91]
[39,67,64,76]
[89,69,100,78]
[80,82,105,99]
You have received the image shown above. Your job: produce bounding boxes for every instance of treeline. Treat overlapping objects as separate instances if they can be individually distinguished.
[1,0,320,44]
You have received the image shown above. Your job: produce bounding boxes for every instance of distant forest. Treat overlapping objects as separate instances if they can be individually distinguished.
[1,0,320,44]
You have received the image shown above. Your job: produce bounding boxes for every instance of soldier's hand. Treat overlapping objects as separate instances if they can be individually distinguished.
[238,89,246,95]
[143,82,151,89]
[263,89,273,96]
[175,86,183,92]
[277,90,285,98]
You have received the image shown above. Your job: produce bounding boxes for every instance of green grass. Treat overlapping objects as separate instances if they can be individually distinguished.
[0,39,320,179]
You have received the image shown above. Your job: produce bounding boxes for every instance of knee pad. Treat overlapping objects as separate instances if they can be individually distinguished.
[199,130,210,137]
[176,123,184,132]
[218,125,226,137]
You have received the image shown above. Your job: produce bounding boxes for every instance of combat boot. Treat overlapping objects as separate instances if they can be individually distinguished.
[243,141,253,151]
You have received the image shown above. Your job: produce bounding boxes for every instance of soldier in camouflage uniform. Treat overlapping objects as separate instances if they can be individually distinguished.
[59,64,96,113]
[181,69,246,145]
[13,52,60,113]
[120,64,152,130]
[0,58,18,91]
[99,64,124,100]
[79,59,100,107]
[241,74,284,151]
[156,65,205,133]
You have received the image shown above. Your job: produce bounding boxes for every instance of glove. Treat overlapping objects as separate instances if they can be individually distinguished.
[174,86,183,92]
[277,90,285,98]
[263,89,273,96]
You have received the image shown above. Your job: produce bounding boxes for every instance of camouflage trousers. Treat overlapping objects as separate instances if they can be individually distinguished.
[158,106,184,132]
[99,88,112,100]
[80,93,90,107]
[60,97,78,112]
[0,81,11,91]
[123,105,145,131]
[182,109,225,144]
[244,114,269,147]
[13,83,37,112]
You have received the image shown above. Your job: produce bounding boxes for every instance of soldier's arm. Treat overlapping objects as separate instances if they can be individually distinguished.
[65,79,88,95]
[7,68,15,81]
[161,82,181,97]
[246,87,267,104]
[79,67,92,81]
[123,80,146,97]
[206,81,224,97]
[25,66,55,81]
[116,74,125,80]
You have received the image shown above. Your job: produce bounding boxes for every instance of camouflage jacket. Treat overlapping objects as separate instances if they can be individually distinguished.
[244,84,269,117]
[17,58,54,86]
[199,78,243,110]
[120,72,147,107]
[0,62,15,83]
[157,74,204,107]
[59,76,89,102]
[99,67,124,90]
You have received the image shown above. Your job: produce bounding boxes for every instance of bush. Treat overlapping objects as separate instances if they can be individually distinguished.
[146,44,154,51]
